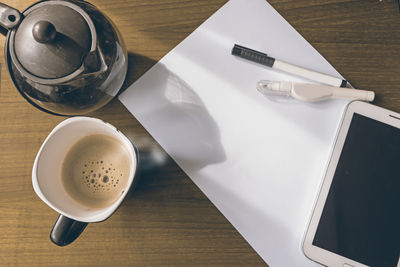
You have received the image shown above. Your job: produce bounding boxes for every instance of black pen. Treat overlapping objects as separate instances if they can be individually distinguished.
[232,44,347,88]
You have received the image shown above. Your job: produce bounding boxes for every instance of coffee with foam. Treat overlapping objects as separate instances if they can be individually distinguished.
[61,134,131,209]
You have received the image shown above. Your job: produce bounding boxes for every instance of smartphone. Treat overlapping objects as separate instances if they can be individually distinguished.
[303,101,400,267]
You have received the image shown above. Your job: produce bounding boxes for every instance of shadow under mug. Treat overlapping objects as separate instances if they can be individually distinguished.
[32,117,138,246]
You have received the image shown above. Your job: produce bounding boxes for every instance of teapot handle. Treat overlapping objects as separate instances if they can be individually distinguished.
[0,3,21,35]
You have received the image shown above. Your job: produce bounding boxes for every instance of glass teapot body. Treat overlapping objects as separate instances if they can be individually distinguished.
[2,0,127,115]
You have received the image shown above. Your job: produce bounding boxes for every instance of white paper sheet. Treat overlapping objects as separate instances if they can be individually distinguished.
[119,0,350,265]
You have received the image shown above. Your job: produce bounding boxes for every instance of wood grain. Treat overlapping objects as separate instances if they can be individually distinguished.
[0,0,400,266]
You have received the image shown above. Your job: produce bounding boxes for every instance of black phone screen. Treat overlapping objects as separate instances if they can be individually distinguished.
[312,113,400,267]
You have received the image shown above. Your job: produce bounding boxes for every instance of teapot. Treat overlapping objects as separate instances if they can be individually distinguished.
[0,0,128,115]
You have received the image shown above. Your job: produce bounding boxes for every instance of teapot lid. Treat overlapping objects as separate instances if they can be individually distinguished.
[11,1,95,79]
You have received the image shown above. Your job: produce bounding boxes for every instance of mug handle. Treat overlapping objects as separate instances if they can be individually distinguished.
[50,214,88,246]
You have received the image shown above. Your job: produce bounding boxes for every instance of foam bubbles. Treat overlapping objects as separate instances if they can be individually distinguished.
[80,160,124,193]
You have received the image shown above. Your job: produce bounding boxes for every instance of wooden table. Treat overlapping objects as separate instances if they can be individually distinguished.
[1,0,399,266]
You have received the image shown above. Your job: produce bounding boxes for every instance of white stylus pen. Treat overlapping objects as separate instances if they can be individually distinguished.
[232,44,347,88]
[256,81,375,102]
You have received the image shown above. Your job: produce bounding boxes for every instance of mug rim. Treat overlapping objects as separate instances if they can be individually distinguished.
[32,116,138,223]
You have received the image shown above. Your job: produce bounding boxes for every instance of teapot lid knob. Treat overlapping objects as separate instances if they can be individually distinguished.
[32,21,56,44]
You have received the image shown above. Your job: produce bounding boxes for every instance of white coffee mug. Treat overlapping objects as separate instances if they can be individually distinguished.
[32,117,138,246]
